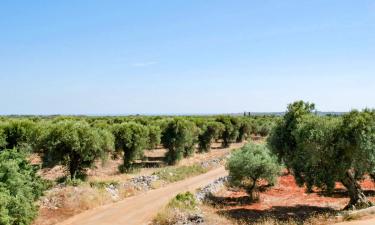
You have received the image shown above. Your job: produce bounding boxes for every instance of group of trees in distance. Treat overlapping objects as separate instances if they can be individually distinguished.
[5,101,375,224]
[0,114,274,224]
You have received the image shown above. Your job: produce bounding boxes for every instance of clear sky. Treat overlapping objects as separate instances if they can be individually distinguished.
[1,0,374,115]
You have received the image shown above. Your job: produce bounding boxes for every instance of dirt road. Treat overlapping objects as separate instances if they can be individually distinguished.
[336,218,375,225]
[58,166,228,225]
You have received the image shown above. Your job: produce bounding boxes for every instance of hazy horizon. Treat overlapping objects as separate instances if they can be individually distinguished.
[1,1,374,114]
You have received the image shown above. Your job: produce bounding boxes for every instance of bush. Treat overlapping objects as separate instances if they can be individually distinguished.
[161,119,198,165]
[168,192,197,210]
[0,149,46,225]
[227,143,280,197]
[112,122,149,171]
[41,121,114,179]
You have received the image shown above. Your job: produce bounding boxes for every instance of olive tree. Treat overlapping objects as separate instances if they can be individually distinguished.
[0,149,46,225]
[0,119,39,152]
[237,118,252,142]
[147,125,161,150]
[269,101,375,209]
[227,143,280,197]
[42,121,114,179]
[112,122,148,171]
[267,100,315,169]
[216,116,239,148]
[198,121,224,153]
[161,118,198,165]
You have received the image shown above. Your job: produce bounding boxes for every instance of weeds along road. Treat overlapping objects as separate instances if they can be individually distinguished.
[57,166,227,225]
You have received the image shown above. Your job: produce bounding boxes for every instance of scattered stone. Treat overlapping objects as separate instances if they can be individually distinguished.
[199,158,222,169]
[106,184,119,200]
[129,175,160,191]
[195,177,227,202]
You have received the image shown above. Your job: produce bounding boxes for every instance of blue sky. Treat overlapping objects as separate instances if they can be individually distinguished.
[1,0,374,114]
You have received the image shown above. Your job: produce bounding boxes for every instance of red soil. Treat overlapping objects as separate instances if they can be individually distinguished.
[212,173,375,223]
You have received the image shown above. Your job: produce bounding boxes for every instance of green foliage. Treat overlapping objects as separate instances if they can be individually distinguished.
[147,125,161,150]
[227,143,280,196]
[237,118,252,142]
[41,121,114,179]
[112,122,149,171]
[0,149,46,225]
[0,128,6,150]
[293,115,342,192]
[268,100,315,168]
[269,101,375,209]
[339,110,375,177]
[216,116,240,148]
[198,121,224,153]
[168,192,197,211]
[0,120,39,152]
[153,164,208,183]
[161,119,198,165]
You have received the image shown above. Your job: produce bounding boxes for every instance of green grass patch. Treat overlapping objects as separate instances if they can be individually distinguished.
[153,164,208,183]
[168,192,197,211]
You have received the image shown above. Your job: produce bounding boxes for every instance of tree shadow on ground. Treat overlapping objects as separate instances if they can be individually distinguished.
[217,205,337,224]
[132,161,164,168]
[207,195,254,207]
[318,189,375,198]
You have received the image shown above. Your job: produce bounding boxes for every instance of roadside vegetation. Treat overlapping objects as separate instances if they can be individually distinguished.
[5,101,375,225]
[0,114,270,225]
[153,192,200,225]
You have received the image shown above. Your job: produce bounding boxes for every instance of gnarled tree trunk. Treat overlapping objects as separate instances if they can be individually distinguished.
[341,170,372,210]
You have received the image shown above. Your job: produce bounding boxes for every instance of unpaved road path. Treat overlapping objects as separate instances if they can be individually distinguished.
[58,166,227,225]
[336,218,375,225]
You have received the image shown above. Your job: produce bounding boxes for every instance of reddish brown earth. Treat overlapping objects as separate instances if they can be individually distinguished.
[210,173,375,224]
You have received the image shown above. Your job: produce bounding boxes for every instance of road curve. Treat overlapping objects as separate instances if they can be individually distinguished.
[57,166,227,225]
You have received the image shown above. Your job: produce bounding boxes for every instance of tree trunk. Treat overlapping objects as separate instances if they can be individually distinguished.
[69,153,81,179]
[370,173,375,183]
[341,170,372,210]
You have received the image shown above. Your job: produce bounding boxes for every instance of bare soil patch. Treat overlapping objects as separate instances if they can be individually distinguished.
[208,173,375,224]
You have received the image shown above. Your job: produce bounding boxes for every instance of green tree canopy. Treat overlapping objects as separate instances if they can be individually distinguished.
[147,125,161,150]
[227,143,280,197]
[41,121,114,179]
[161,118,198,165]
[0,119,39,152]
[269,101,375,209]
[112,122,149,171]
[198,121,224,153]
[216,116,240,148]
